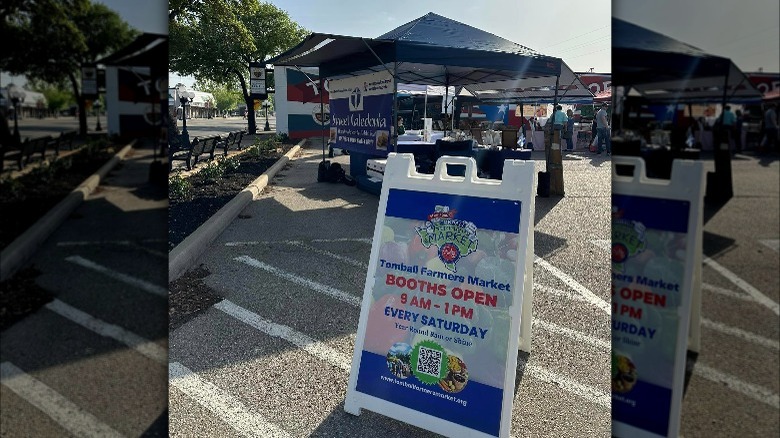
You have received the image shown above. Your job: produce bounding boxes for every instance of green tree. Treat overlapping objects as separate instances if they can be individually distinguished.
[169,0,307,133]
[2,1,138,135]
[27,79,76,115]
[194,79,243,116]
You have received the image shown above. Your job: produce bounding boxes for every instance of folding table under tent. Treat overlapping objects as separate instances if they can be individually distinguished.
[612,17,762,204]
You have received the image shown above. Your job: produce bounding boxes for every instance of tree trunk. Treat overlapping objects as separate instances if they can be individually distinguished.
[68,71,88,136]
[235,68,256,134]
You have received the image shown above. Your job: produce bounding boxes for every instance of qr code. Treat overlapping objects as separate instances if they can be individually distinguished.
[416,346,442,377]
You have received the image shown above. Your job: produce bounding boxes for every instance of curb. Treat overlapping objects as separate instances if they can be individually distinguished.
[168,139,306,283]
[0,141,136,281]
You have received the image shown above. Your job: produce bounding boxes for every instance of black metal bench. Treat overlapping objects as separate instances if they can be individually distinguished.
[20,136,51,169]
[169,135,196,171]
[190,136,219,168]
[217,132,236,157]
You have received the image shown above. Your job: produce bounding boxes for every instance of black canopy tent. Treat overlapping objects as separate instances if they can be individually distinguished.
[613,18,761,105]
[612,18,762,204]
[270,12,593,167]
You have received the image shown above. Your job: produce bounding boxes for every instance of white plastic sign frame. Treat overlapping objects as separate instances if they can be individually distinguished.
[611,156,704,438]
[345,153,535,438]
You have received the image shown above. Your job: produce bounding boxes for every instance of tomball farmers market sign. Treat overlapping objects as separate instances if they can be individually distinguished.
[345,154,535,438]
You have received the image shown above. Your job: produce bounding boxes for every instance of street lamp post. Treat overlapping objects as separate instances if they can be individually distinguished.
[176,84,195,147]
[8,84,26,145]
[94,99,102,131]
[263,101,270,131]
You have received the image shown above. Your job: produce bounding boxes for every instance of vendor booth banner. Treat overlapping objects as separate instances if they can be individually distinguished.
[329,71,394,154]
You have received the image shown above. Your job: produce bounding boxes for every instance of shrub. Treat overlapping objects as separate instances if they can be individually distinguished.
[169,174,192,200]
[199,160,224,184]
[221,156,241,172]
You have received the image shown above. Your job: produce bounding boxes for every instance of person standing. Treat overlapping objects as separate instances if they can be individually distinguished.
[564,109,575,151]
[719,104,736,151]
[596,102,611,155]
[587,117,597,151]
[734,109,744,154]
[764,102,778,154]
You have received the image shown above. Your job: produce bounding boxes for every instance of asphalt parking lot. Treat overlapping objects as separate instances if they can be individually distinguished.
[678,152,779,437]
[168,141,613,437]
[1,142,169,437]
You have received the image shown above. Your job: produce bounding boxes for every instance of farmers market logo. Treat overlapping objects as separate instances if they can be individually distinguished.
[611,206,646,272]
[415,205,478,273]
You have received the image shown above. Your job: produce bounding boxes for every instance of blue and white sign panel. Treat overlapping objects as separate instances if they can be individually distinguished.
[345,154,535,438]
[611,157,704,438]
[329,71,394,155]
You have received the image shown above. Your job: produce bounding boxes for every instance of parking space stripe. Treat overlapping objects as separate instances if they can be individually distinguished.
[533,319,609,350]
[234,255,362,307]
[58,241,167,258]
[701,318,779,350]
[45,299,167,363]
[692,363,780,409]
[534,284,590,303]
[169,362,291,438]
[64,255,167,297]
[225,237,372,247]
[1,362,124,438]
[214,300,351,372]
[703,257,779,316]
[702,282,755,302]
[534,256,610,314]
[286,241,368,269]
[759,239,779,253]
[310,237,373,244]
[518,359,610,408]
[589,239,611,250]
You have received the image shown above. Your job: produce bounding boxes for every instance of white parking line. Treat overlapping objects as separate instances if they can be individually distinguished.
[286,241,368,269]
[234,255,362,307]
[212,299,610,410]
[57,241,167,258]
[64,255,167,298]
[311,237,373,244]
[534,284,590,303]
[693,363,780,409]
[702,282,754,302]
[45,299,167,363]
[214,300,351,372]
[703,257,779,316]
[225,237,372,247]
[589,239,611,250]
[533,319,609,350]
[534,256,610,314]
[701,318,779,351]
[759,239,779,253]
[518,359,610,408]
[1,362,124,438]
[169,362,291,438]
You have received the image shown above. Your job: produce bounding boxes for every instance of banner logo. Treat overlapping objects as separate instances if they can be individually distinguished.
[416,206,478,272]
[611,206,646,271]
[349,87,363,111]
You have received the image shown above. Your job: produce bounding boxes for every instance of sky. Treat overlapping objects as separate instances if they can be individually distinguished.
[170,0,614,88]
[613,0,779,73]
